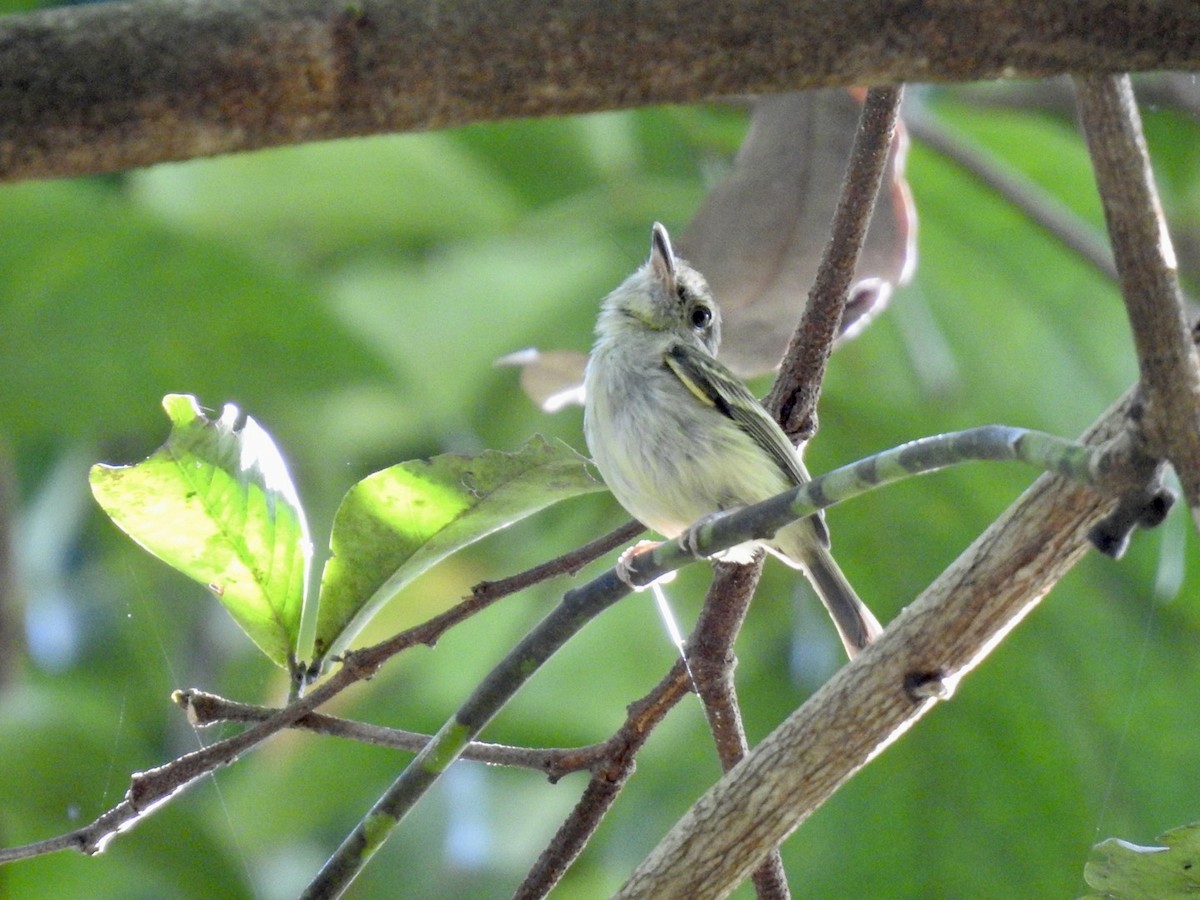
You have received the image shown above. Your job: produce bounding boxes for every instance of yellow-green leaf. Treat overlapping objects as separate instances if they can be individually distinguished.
[314,436,602,666]
[89,394,312,669]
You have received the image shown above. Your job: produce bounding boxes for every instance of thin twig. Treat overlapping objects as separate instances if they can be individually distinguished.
[346,522,644,670]
[1075,74,1200,525]
[513,557,767,897]
[687,561,790,900]
[687,562,761,767]
[0,529,637,865]
[0,653,372,864]
[766,85,905,440]
[471,519,643,603]
[176,690,611,779]
[513,660,693,899]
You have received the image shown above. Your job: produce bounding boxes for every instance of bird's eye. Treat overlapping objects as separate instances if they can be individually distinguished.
[690,306,712,330]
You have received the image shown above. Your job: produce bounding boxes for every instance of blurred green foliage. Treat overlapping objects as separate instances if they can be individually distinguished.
[0,82,1197,900]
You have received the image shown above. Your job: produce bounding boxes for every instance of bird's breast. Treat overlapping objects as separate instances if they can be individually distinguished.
[584,346,790,538]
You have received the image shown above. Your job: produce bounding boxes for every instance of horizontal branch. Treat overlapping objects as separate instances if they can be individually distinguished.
[176,689,610,778]
[2,0,1199,181]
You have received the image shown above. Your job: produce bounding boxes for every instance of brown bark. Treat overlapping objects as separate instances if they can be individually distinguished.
[0,0,1197,181]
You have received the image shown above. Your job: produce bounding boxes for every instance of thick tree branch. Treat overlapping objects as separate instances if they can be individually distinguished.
[1,0,1198,182]
[1075,74,1200,525]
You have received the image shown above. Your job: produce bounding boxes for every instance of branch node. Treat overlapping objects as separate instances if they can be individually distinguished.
[338,647,383,681]
[1088,483,1175,559]
[172,689,205,726]
[1086,400,1175,557]
[903,670,951,702]
[1139,488,1176,528]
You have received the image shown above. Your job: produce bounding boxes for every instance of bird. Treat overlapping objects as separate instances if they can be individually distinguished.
[583,222,882,658]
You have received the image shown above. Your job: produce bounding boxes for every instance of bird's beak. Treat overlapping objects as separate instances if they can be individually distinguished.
[649,221,677,291]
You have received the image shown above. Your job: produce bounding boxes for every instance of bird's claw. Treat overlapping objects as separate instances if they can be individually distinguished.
[678,507,745,560]
[616,540,675,590]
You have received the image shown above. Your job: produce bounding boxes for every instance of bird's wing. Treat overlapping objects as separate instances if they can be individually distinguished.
[664,341,831,547]
[663,342,808,485]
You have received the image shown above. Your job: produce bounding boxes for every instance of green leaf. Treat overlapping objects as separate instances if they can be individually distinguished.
[1082,823,1200,899]
[314,436,603,665]
[89,394,312,669]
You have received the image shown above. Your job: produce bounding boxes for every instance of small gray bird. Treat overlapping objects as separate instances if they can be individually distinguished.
[584,223,881,658]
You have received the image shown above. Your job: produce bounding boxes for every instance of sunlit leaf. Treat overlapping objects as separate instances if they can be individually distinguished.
[89,394,312,669]
[1082,823,1200,899]
[314,436,603,665]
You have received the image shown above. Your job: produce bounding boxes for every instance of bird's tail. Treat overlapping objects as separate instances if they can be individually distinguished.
[770,521,882,658]
[802,545,882,659]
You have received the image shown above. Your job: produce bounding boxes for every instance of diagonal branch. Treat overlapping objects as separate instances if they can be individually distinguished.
[1,0,1198,181]
[513,659,693,899]
[0,523,634,866]
[470,519,643,604]
[514,563,769,899]
[904,103,1118,281]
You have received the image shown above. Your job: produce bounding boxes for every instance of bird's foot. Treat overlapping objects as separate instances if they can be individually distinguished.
[615,540,676,590]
